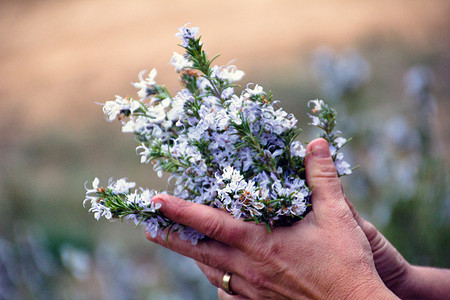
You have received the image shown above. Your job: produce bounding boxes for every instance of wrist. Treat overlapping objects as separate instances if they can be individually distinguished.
[400,265,450,299]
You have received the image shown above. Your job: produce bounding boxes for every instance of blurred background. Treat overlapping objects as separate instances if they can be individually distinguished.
[1,0,449,299]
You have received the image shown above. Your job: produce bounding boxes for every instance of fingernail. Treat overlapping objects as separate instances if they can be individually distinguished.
[312,140,330,158]
[150,195,164,207]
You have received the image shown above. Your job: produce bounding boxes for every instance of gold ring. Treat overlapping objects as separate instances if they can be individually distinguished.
[222,272,237,295]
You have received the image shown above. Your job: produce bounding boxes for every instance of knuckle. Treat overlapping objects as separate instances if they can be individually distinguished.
[313,160,338,178]
[160,196,194,221]
[322,206,354,229]
[226,226,250,248]
[315,177,343,196]
[333,203,354,222]
[244,269,267,291]
[198,248,215,267]
[201,216,224,239]
[252,238,279,261]
[169,205,188,222]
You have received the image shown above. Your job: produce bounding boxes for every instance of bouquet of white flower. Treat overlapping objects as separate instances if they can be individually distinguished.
[84,24,352,245]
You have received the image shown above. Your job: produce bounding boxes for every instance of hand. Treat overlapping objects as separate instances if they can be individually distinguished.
[214,195,411,300]
[213,143,450,300]
[346,198,450,299]
[146,139,397,299]
[344,197,411,297]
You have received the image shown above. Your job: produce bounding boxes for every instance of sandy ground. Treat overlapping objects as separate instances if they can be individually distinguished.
[0,0,448,136]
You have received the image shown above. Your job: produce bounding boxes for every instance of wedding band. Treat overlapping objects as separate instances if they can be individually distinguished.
[222,272,237,295]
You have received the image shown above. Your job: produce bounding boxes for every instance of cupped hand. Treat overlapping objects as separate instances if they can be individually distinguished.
[344,198,413,298]
[214,184,412,300]
[146,139,397,299]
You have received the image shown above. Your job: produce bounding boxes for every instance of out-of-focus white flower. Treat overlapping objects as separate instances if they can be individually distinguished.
[308,114,321,127]
[170,52,193,72]
[403,65,437,114]
[60,244,91,280]
[245,84,264,97]
[308,99,324,113]
[404,65,432,100]
[175,23,199,47]
[334,137,347,148]
[121,116,148,133]
[132,69,158,99]
[335,153,352,176]
[103,96,137,122]
[311,47,370,99]
[212,65,245,82]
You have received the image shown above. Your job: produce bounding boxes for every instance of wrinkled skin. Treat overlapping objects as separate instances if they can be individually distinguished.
[146,139,397,299]
[214,194,411,300]
[217,195,450,300]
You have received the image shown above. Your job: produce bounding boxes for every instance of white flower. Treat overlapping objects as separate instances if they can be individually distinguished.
[212,65,245,82]
[221,87,234,100]
[126,191,139,205]
[175,23,199,47]
[329,145,337,156]
[145,217,160,238]
[142,201,162,213]
[103,96,132,122]
[84,177,99,195]
[334,137,347,148]
[109,178,136,194]
[139,189,156,206]
[222,166,243,183]
[136,143,151,164]
[308,114,322,127]
[146,100,167,123]
[335,153,352,175]
[170,52,193,72]
[245,84,264,96]
[177,227,205,245]
[308,99,324,113]
[166,94,186,122]
[83,178,100,207]
[132,69,158,99]
[227,95,243,125]
[291,141,306,158]
[290,198,307,216]
[230,202,243,219]
[122,116,148,133]
[89,202,112,221]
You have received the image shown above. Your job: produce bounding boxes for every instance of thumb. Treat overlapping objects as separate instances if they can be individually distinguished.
[305,138,347,223]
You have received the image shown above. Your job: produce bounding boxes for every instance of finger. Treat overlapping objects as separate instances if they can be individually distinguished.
[218,288,250,300]
[305,138,347,223]
[344,196,380,242]
[196,261,254,299]
[343,197,409,287]
[146,228,242,271]
[151,194,263,248]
